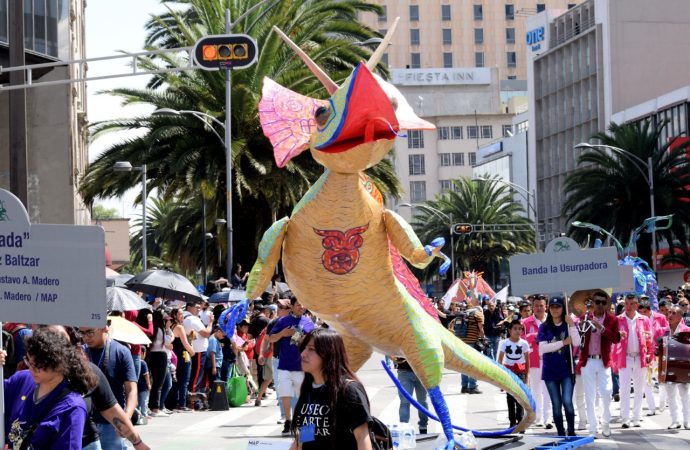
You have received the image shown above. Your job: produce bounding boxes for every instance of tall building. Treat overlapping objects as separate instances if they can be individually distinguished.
[360,0,584,80]
[526,0,690,237]
[388,67,525,221]
[0,0,89,225]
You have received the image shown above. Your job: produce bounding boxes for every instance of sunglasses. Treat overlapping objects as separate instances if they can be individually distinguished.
[594,300,608,305]
[680,303,689,307]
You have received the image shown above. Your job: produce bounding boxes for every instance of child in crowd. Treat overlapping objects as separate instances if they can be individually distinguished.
[497,320,531,428]
[137,349,152,424]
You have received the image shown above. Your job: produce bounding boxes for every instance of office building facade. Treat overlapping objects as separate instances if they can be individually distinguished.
[389,67,524,220]
[360,0,584,80]
[526,0,690,236]
[0,0,89,225]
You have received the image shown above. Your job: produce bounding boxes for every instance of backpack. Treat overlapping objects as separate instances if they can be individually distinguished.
[369,416,393,450]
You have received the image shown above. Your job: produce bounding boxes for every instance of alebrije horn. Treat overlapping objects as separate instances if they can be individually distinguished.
[366,16,399,71]
[272,26,338,95]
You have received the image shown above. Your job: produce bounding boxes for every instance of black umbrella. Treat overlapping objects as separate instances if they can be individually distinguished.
[106,287,152,312]
[125,270,202,301]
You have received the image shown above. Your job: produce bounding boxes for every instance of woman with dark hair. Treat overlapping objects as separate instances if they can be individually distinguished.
[289,328,373,450]
[124,308,154,379]
[231,263,249,289]
[148,310,173,417]
[3,328,97,449]
[170,308,195,411]
[538,296,581,437]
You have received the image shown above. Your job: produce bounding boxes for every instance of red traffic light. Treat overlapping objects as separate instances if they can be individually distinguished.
[453,223,473,235]
[193,34,258,71]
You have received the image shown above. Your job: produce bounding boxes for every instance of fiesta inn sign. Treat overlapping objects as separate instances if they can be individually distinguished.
[391,68,491,86]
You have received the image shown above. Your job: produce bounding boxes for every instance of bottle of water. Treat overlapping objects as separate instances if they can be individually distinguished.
[390,423,401,448]
[400,423,416,448]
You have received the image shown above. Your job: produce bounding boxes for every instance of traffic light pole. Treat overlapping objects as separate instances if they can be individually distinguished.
[225,8,233,281]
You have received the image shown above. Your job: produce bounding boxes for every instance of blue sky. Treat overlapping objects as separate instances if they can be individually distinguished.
[85,0,168,218]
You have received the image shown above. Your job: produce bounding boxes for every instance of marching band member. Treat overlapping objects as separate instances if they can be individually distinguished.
[638,298,669,415]
[615,294,654,428]
[666,305,690,429]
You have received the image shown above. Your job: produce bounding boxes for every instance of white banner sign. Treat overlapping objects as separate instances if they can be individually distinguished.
[391,68,491,86]
[0,189,106,327]
[509,237,620,296]
[247,439,291,450]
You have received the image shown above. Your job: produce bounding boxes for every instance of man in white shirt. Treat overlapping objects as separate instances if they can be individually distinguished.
[183,301,214,403]
[616,294,653,429]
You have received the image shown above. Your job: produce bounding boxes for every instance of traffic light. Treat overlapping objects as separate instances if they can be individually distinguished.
[193,34,258,70]
[453,223,473,235]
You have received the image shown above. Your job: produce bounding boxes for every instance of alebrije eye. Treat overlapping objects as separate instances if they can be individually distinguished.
[315,106,331,127]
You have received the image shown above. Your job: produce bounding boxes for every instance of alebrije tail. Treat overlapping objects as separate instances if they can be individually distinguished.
[440,330,536,433]
[218,299,248,338]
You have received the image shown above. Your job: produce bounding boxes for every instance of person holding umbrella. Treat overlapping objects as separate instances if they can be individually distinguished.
[170,308,195,412]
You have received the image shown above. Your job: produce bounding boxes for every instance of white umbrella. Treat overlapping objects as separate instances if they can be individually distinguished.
[107,316,151,345]
[106,287,152,312]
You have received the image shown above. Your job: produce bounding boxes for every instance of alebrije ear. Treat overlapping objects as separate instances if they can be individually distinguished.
[272,26,338,95]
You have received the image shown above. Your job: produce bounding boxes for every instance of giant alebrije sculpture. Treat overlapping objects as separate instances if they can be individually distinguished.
[243,22,535,447]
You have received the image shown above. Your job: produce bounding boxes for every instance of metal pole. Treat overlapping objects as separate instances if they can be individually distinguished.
[142,164,148,271]
[202,196,208,285]
[9,0,28,207]
[449,213,455,282]
[648,156,656,272]
[225,8,233,280]
[532,189,539,251]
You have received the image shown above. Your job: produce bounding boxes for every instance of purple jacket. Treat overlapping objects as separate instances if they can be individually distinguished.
[4,370,86,450]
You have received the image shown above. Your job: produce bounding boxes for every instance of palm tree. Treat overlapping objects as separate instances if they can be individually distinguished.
[411,177,536,283]
[563,121,690,266]
[79,0,399,271]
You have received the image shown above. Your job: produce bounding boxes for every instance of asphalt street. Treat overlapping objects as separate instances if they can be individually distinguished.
[135,353,690,450]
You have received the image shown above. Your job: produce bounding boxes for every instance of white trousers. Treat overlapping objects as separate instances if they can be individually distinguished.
[643,379,656,412]
[667,383,690,424]
[574,374,587,425]
[529,366,552,423]
[619,357,647,421]
[581,359,612,433]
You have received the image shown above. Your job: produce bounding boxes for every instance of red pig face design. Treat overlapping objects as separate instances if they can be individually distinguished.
[313,224,369,275]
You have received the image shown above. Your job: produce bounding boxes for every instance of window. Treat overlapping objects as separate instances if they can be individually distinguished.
[474,28,484,44]
[410,181,427,203]
[442,28,452,45]
[507,75,517,80]
[517,121,529,133]
[507,51,517,68]
[502,125,513,137]
[568,3,577,9]
[408,130,424,148]
[506,28,515,43]
[378,5,387,22]
[3,0,66,57]
[440,180,453,191]
[469,152,477,166]
[381,53,389,66]
[452,153,465,166]
[505,4,515,20]
[410,29,420,46]
[481,125,493,138]
[467,126,478,139]
[409,5,419,21]
[475,52,484,67]
[473,4,483,20]
[0,0,7,43]
[451,126,462,139]
[440,153,452,166]
[443,52,453,68]
[536,4,545,12]
[441,5,451,21]
[410,53,421,69]
[409,154,425,175]
[379,28,387,36]
[438,127,450,140]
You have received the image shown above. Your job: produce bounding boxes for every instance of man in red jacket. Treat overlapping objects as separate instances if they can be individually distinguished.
[577,290,621,438]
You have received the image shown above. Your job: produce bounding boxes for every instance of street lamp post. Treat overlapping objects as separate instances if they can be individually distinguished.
[397,203,455,282]
[114,161,148,271]
[575,143,657,271]
[473,176,539,249]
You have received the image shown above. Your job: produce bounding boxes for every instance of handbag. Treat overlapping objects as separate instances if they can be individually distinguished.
[226,364,248,407]
[369,416,393,450]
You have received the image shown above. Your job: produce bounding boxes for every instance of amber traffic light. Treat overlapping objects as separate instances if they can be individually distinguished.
[193,34,258,70]
[453,223,473,235]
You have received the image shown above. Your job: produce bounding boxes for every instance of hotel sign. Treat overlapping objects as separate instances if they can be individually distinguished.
[526,26,545,52]
[391,68,491,86]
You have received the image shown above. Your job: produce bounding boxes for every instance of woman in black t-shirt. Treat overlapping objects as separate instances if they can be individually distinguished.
[289,328,373,450]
